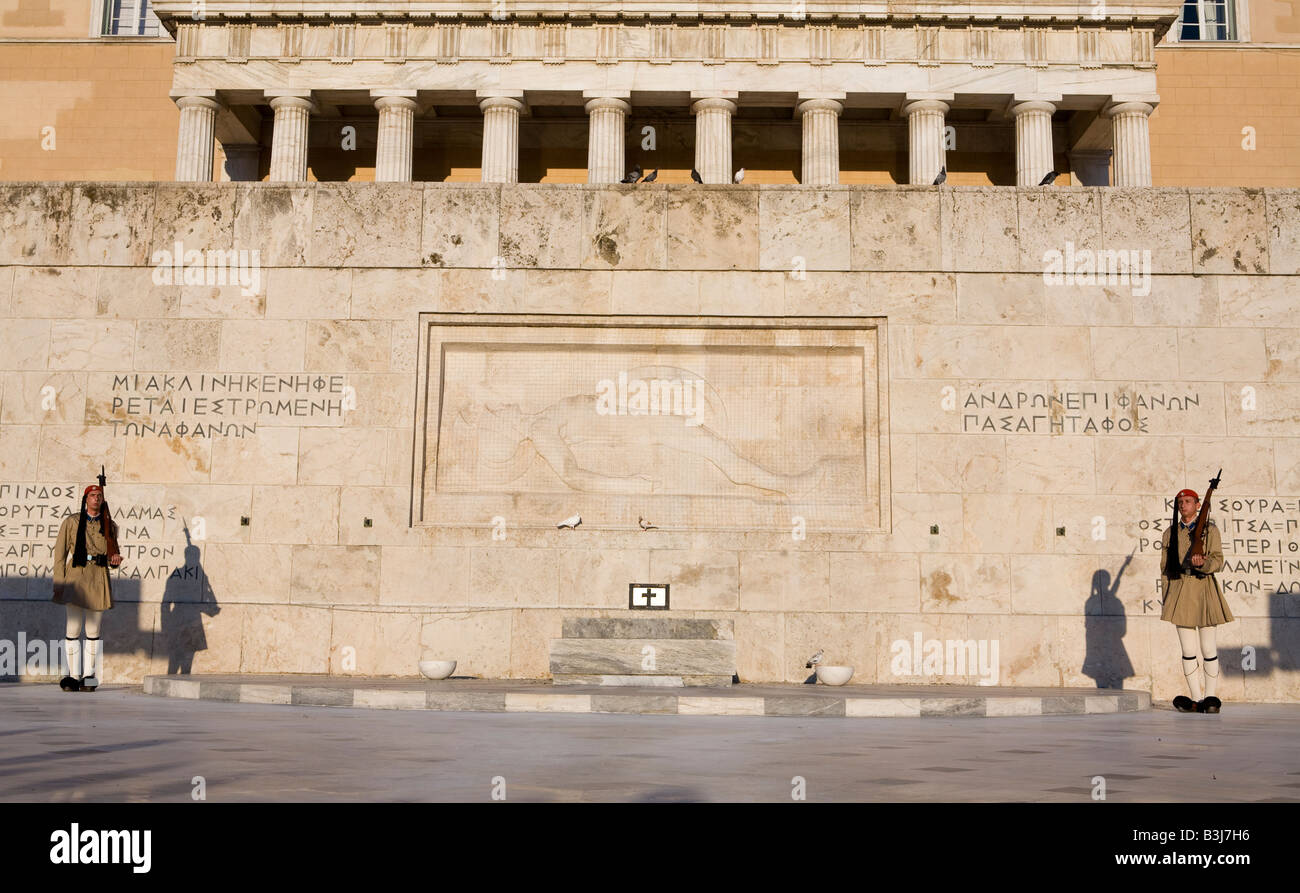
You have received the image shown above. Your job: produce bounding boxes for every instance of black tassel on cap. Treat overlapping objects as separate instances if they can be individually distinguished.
[1164,500,1181,581]
[71,494,89,568]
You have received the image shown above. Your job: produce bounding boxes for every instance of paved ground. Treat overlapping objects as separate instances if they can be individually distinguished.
[141,673,1150,717]
[2,683,1297,802]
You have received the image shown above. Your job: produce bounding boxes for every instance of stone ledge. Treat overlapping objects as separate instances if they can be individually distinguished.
[140,675,1153,719]
[3,183,1291,276]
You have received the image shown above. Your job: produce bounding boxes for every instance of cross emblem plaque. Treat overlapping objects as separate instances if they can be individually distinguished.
[628,583,669,610]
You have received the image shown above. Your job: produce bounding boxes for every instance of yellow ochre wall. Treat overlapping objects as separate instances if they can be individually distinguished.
[1149,46,1300,187]
[0,40,179,181]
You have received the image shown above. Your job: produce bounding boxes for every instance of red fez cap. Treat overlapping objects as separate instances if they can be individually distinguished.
[1176,488,1198,501]
[83,485,103,497]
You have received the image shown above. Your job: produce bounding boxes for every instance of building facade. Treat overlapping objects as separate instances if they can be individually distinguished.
[1,1,1298,185]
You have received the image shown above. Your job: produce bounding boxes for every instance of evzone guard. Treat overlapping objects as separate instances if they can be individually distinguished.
[52,468,122,692]
[1160,469,1233,714]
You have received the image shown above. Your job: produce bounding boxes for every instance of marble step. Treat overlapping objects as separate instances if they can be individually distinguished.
[549,638,737,679]
[562,617,734,640]
[552,674,734,688]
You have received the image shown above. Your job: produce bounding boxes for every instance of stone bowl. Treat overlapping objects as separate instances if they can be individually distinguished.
[815,665,854,686]
[418,660,456,680]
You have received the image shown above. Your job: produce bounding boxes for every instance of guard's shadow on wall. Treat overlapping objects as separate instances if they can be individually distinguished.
[1082,555,1299,688]
[1082,553,1135,689]
[160,539,220,674]
[0,546,219,679]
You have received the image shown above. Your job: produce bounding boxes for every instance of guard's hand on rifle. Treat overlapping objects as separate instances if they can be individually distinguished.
[109,553,123,568]
[1190,554,1204,568]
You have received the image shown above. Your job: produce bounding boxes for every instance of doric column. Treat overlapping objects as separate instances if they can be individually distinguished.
[173,94,220,182]
[690,93,738,184]
[372,91,419,183]
[1011,97,1058,186]
[477,92,524,183]
[903,95,951,186]
[797,95,844,186]
[266,92,315,182]
[1105,100,1156,187]
[583,93,631,184]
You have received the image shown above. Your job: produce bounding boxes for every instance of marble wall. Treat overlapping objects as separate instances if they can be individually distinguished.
[1,182,1297,701]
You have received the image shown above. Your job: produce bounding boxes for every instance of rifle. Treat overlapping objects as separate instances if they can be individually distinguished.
[1183,468,1222,571]
[97,464,123,567]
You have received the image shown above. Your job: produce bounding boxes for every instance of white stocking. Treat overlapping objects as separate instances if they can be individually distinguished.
[83,637,101,685]
[1199,626,1218,699]
[1176,626,1203,700]
[64,605,84,679]
[63,638,81,678]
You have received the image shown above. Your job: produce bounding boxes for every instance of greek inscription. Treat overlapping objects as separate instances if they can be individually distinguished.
[1134,497,1300,604]
[105,372,348,438]
[959,386,1201,435]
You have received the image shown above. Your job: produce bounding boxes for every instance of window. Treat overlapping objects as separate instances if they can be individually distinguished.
[100,0,161,37]
[1172,0,1238,41]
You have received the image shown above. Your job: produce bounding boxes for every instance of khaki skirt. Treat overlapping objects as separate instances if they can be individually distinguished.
[1161,575,1234,627]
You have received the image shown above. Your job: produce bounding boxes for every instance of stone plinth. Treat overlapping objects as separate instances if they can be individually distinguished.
[550,617,737,686]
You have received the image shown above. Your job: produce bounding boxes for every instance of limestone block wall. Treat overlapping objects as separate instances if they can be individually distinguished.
[0,181,1297,701]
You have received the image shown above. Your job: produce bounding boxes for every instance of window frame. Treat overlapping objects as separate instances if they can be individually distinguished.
[91,0,164,39]
[1168,0,1245,43]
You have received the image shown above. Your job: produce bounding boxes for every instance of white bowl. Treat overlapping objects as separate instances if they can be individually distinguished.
[815,665,854,686]
[419,660,456,679]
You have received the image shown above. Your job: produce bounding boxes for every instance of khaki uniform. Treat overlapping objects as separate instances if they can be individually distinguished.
[51,514,116,612]
[1160,520,1233,627]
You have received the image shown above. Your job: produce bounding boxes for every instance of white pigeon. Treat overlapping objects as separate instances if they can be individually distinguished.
[733,168,746,183]
[557,514,582,529]
[805,649,824,669]
[638,516,658,530]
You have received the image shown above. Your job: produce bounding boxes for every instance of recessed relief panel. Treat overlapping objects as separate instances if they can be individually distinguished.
[415,316,885,532]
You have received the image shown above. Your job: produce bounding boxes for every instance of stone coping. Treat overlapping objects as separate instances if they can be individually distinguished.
[141,674,1151,718]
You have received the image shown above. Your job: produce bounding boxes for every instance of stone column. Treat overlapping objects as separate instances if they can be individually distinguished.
[1011,99,1058,186]
[266,93,314,182]
[691,94,737,184]
[173,94,220,182]
[1106,101,1155,187]
[373,92,419,183]
[583,94,631,184]
[903,96,951,186]
[478,93,524,183]
[797,96,844,186]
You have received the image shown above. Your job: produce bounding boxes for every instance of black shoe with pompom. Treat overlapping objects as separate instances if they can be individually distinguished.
[58,676,80,692]
[1196,696,1222,714]
[1172,695,1196,712]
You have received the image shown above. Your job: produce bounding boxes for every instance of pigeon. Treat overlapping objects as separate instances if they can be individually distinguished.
[638,516,658,530]
[805,649,824,669]
[557,514,582,529]
[690,168,703,184]
[733,168,745,183]
[642,169,658,183]
[620,166,642,184]
[1038,170,1060,185]
[932,165,947,185]
[620,172,638,184]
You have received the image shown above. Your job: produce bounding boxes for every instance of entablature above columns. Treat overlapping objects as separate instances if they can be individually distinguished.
[170,57,1160,113]
[157,3,1177,70]
[153,0,1181,32]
